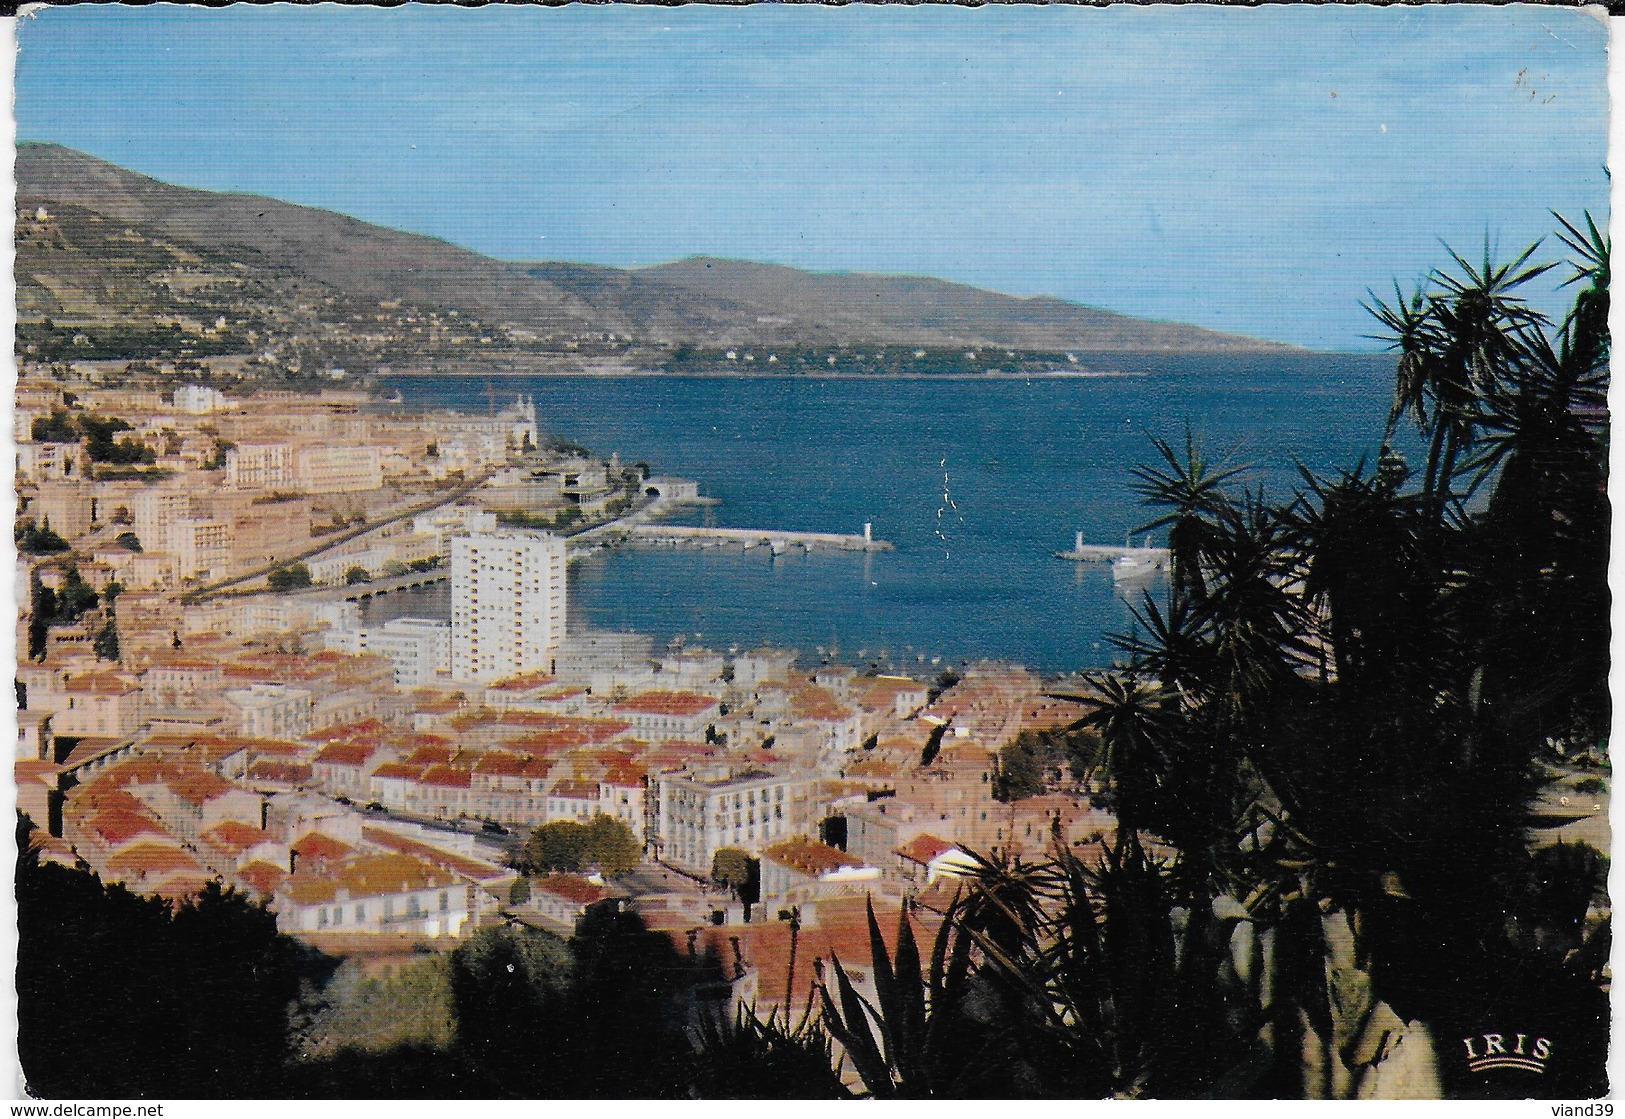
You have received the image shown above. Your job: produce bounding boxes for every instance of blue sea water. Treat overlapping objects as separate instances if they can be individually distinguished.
[383,353,1400,675]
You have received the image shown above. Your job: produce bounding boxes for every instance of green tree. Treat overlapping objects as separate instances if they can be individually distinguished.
[448,924,572,1086]
[522,815,640,876]
[268,563,313,592]
[15,520,70,555]
[993,730,1050,802]
[920,721,949,767]
[522,820,589,873]
[1071,220,1612,1097]
[16,827,306,1097]
[92,618,120,662]
[712,847,751,893]
[581,814,641,876]
[345,566,372,585]
[54,564,98,622]
[711,845,762,912]
[203,438,235,471]
[31,410,78,443]
[27,568,55,661]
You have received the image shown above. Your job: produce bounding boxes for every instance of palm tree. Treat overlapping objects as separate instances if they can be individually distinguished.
[1070,216,1607,1096]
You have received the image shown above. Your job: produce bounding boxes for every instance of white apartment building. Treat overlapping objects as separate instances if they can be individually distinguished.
[168,517,232,582]
[173,384,232,414]
[223,683,315,740]
[297,445,384,494]
[450,529,566,684]
[16,441,74,483]
[237,597,358,637]
[226,443,297,490]
[274,854,470,940]
[131,486,194,552]
[92,548,178,591]
[411,505,498,550]
[308,545,395,586]
[323,617,451,687]
[653,766,816,877]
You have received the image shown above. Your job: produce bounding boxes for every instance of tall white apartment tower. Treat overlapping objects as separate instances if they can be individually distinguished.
[450,529,567,683]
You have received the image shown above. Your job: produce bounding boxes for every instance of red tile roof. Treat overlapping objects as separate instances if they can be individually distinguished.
[14,759,61,785]
[762,837,862,877]
[65,674,140,696]
[247,760,313,785]
[148,658,224,672]
[281,853,454,906]
[400,733,454,750]
[105,841,202,879]
[613,691,719,718]
[637,740,717,769]
[474,751,529,777]
[487,670,554,692]
[202,820,271,854]
[418,764,472,789]
[140,731,230,751]
[86,810,168,848]
[548,779,598,801]
[164,769,240,806]
[57,738,133,769]
[897,834,962,866]
[68,785,147,817]
[292,832,354,862]
[534,874,606,906]
[602,762,647,787]
[361,826,509,881]
[314,742,374,767]
[237,860,285,898]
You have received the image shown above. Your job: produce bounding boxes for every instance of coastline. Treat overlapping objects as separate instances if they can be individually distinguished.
[380,368,1153,381]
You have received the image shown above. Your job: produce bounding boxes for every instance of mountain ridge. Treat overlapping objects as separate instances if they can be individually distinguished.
[15,143,1298,369]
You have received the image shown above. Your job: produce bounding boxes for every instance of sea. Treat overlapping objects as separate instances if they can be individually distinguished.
[378,352,1400,677]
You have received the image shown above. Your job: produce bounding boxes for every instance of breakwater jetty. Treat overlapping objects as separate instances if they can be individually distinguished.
[625,522,892,555]
[1054,531,1170,566]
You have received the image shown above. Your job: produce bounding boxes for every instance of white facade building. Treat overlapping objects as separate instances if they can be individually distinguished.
[223,683,314,740]
[323,617,451,687]
[172,384,232,414]
[450,529,566,684]
[225,443,297,490]
[131,486,194,553]
[167,517,232,582]
[411,505,498,550]
[297,445,384,494]
[653,766,816,877]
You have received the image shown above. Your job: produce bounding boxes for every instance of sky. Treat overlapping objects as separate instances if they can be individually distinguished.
[14,3,1610,350]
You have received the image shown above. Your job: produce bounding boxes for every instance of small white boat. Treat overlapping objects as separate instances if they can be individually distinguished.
[1113,553,1165,583]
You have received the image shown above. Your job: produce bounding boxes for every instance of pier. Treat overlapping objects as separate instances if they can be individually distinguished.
[1054,531,1170,566]
[622,522,892,554]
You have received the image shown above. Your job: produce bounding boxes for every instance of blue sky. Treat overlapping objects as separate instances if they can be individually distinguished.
[15,3,1609,350]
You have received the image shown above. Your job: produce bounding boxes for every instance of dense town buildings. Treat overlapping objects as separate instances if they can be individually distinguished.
[14,366,1120,1023]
